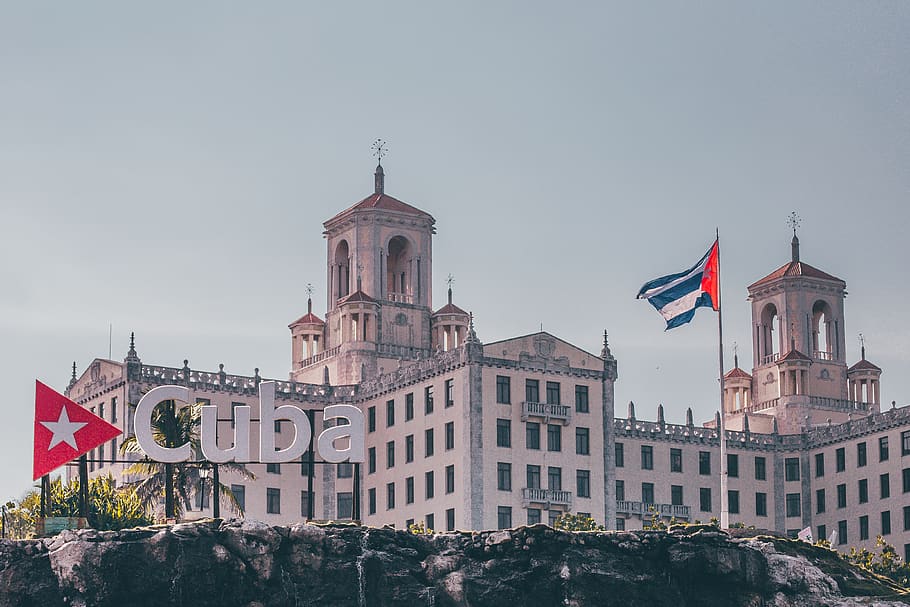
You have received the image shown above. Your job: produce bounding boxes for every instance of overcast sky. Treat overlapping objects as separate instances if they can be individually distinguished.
[1,2,908,503]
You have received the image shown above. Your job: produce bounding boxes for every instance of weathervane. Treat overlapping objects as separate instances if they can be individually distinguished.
[306,283,314,298]
[447,273,454,289]
[787,211,801,236]
[371,139,388,165]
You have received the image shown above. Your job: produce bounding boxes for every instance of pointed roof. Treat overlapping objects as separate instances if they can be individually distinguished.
[748,260,844,290]
[434,302,468,316]
[724,367,752,380]
[778,348,811,362]
[325,193,434,227]
[848,358,882,372]
[338,289,378,305]
[289,311,324,327]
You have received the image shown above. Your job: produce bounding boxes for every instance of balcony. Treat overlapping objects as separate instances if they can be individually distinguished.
[813,350,834,361]
[760,353,780,365]
[386,292,413,304]
[521,401,572,425]
[522,488,573,509]
[615,501,691,521]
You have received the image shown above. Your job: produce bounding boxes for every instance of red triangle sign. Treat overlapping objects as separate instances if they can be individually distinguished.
[33,380,123,480]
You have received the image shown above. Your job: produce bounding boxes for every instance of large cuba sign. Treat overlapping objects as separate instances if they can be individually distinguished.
[133,381,364,464]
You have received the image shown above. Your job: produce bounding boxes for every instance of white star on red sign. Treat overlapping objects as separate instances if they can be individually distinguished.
[40,407,87,450]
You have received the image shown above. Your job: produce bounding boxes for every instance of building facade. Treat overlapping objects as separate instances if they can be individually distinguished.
[63,165,909,561]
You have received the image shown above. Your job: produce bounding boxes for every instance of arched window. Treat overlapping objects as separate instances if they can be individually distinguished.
[812,300,833,360]
[760,303,779,363]
[334,240,350,299]
[386,236,412,302]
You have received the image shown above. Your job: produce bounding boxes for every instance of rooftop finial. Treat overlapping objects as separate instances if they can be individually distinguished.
[371,139,387,194]
[71,361,77,381]
[447,273,454,305]
[859,333,865,360]
[788,211,801,262]
[733,341,739,369]
[306,282,314,314]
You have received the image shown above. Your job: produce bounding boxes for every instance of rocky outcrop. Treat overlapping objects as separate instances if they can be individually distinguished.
[0,521,907,607]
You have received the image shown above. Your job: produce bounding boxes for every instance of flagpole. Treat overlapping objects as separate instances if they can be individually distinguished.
[716,228,728,530]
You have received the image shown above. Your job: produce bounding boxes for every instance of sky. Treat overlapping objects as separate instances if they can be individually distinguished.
[1,2,908,503]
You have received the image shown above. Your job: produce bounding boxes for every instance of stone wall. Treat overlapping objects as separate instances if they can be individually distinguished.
[0,521,906,607]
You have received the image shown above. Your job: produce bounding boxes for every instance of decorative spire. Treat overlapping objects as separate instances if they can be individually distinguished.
[371,139,387,194]
[733,341,738,369]
[657,403,665,425]
[67,361,78,390]
[127,332,137,358]
[306,283,314,314]
[788,211,801,263]
[466,311,479,343]
[859,333,866,360]
[627,401,635,421]
[447,273,454,305]
[601,329,613,359]
[686,407,694,427]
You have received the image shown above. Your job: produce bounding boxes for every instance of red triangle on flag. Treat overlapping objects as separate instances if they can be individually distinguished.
[33,380,123,480]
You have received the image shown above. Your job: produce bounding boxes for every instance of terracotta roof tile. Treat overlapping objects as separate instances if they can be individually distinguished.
[434,302,469,316]
[848,358,882,372]
[288,312,324,327]
[326,193,433,226]
[724,367,752,380]
[748,261,844,291]
[339,290,378,305]
[778,348,811,362]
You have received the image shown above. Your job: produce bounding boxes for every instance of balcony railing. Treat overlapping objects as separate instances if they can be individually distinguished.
[386,292,413,304]
[808,396,870,412]
[615,501,691,521]
[760,353,780,365]
[522,488,573,509]
[298,345,340,369]
[521,401,572,425]
[813,350,834,361]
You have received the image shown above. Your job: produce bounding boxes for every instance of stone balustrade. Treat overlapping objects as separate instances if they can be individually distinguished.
[521,401,572,425]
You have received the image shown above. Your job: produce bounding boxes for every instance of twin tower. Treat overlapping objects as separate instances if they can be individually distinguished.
[287,164,470,386]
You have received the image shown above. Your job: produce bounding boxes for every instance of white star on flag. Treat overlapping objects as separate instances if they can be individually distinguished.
[40,406,87,450]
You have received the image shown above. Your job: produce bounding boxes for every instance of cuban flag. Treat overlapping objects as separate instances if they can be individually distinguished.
[637,240,719,330]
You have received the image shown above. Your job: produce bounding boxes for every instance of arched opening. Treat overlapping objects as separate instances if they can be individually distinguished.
[386,236,412,303]
[334,240,350,300]
[812,300,833,360]
[759,303,779,363]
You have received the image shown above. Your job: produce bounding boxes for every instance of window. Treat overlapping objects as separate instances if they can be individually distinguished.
[337,462,353,478]
[445,421,455,450]
[699,451,711,475]
[406,477,415,504]
[368,447,376,474]
[728,454,739,478]
[547,424,562,452]
[337,492,353,519]
[879,436,889,462]
[577,470,591,498]
[368,406,376,433]
[837,520,847,545]
[527,465,541,489]
[785,457,800,481]
[755,456,766,480]
[497,506,512,529]
[425,386,434,414]
[859,479,869,504]
[641,482,654,504]
[882,510,891,535]
[405,393,414,421]
[546,381,560,405]
[786,493,801,518]
[903,431,910,456]
[904,468,910,493]
[528,508,541,525]
[368,488,376,515]
[576,427,590,455]
[301,458,313,477]
[525,379,539,403]
[445,464,455,493]
[549,510,560,527]
[496,376,511,404]
[387,441,395,468]
[815,453,825,477]
[231,402,244,429]
[905,506,910,531]
[425,471,435,499]
[266,488,281,514]
[446,508,455,531]
[699,488,712,512]
[496,419,511,448]
[406,435,414,463]
[837,483,847,508]
[670,448,682,473]
[671,485,683,506]
[445,379,454,408]
[756,492,767,517]
[548,467,562,491]
[615,518,626,531]
[274,420,282,434]
[526,422,540,450]
[881,473,890,499]
[816,488,826,513]
[497,463,512,491]
[267,463,280,474]
[232,484,245,512]
[615,442,624,467]
[111,397,118,423]
[387,483,395,510]
[300,490,310,518]
[425,429,434,457]
[857,442,867,467]
[386,399,395,427]
[836,447,845,472]
[728,490,740,515]
[426,513,435,531]
[575,385,589,413]
[860,515,869,541]
[640,445,653,470]
[615,480,625,501]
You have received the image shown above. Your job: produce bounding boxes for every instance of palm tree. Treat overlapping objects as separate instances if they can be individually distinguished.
[119,400,253,520]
